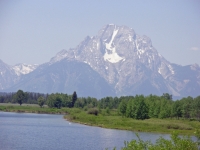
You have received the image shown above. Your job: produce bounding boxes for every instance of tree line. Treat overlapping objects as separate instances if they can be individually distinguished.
[117,94,200,120]
[0,91,47,104]
[1,90,200,121]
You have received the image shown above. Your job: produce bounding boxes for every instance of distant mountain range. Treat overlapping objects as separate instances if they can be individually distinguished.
[0,24,200,99]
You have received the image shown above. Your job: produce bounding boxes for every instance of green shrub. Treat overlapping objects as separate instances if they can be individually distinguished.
[190,118,196,121]
[87,108,98,116]
[166,124,180,129]
[83,106,88,111]
[72,108,81,113]
[119,131,199,150]
[106,107,110,114]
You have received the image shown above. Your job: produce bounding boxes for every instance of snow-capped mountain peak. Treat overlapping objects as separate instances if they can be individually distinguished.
[12,63,38,76]
[103,27,124,63]
[1,24,199,99]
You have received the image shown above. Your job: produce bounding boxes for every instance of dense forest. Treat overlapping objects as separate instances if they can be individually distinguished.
[0,91,200,121]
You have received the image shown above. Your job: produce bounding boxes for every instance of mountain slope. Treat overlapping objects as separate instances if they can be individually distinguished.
[0,59,18,90]
[0,60,38,90]
[1,24,200,98]
[6,59,115,98]
[50,24,200,98]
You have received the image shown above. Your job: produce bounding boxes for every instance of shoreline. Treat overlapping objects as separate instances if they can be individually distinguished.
[63,111,200,136]
[0,110,67,115]
[64,116,161,134]
[1,104,199,135]
[0,103,69,115]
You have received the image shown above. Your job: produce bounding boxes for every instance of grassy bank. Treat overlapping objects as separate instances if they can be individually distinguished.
[64,108,200,135]
[0,103,70,114]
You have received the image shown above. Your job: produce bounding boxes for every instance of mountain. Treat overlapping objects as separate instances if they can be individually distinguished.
[0,60,38,90]
[12,63,38,76]
[49,24,200,98]
[7,59,115,98]
[1,24,200,99]
[0,59,18,90]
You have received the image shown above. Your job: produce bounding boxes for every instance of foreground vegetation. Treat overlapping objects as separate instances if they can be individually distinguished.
[119,131,200,150]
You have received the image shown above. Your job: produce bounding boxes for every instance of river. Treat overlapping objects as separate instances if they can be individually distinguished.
[0,112,172,150]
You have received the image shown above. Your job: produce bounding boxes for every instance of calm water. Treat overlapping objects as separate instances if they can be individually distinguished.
[0,112,172,150]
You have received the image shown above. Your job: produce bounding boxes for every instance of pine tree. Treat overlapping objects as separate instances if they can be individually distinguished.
[71,91,77,107]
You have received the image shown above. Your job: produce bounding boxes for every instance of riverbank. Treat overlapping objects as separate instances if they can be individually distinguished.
[64,108,200,135]
[1,103,199,135]
[0,103,69,114]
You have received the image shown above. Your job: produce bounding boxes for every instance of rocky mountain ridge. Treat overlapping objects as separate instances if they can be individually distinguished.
[0,24,199,99]
[0,60,38,90]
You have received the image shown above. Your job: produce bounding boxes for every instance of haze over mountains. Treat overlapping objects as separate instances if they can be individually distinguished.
[0,24,200,99]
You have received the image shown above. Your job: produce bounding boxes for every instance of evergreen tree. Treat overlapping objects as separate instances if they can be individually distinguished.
[162,93,172,100]
[55,96,62,109]
[71,91,77,107]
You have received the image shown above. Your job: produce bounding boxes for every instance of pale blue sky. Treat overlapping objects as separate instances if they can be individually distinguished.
[0,0,200,66]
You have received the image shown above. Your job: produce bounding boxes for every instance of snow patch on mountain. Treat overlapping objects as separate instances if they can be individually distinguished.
[168,64,174,74]
[129,35,132,42]
[103,28,123,63]
[12,64,38,76]
[158,67,162,74]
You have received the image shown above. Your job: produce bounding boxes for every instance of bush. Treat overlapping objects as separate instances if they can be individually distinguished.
[190,118,196,121]
[87,108,98,116]
[106,107,110,114]
[166,124,180,129]
[83,106,88,111]
[119,131,199,150]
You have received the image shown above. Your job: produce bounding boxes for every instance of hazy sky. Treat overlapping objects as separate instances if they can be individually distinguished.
[0,0,200,66]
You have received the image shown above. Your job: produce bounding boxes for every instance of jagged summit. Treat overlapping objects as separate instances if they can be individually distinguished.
[46,24,199,97]
[0,24,199,98]
[50,49,68,63]
[51,24,159,65]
